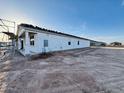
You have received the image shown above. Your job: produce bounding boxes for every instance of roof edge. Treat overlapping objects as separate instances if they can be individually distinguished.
[18,23,95,41]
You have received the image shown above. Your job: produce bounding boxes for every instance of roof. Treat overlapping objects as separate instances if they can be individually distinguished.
[2,32,16,39]
[2,32,15,37]
[19,23,91,41]
[91,40,106,44]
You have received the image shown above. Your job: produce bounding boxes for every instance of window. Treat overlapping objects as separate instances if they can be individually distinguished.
[30,34,34,46]
[44,40,48,47]
[68,41,71,45]
[78,41,80,45]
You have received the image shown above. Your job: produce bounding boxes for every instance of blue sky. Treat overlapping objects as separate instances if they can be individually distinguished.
[0,0,124,43]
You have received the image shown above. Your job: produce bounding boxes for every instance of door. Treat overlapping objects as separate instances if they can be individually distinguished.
[20,40,24,49]
[43,40,48,52]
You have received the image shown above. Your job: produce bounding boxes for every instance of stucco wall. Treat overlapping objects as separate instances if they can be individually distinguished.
[18,28,90,56]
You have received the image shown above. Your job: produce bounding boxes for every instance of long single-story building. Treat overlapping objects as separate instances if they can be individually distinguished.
[17,24,91,56]
[90,40,107,46]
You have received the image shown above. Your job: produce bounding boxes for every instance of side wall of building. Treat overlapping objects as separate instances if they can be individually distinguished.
[18,28,90,56]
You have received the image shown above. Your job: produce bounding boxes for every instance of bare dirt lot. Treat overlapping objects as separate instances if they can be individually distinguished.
[0,47,124,93]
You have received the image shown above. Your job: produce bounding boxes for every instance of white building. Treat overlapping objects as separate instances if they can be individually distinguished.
[17,24,91,56]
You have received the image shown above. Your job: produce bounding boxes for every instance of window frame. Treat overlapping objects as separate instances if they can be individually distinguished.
[30,34,35,46]
[44,40,48,47]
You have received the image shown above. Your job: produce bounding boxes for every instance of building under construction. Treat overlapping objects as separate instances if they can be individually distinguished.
[0,18,16,59]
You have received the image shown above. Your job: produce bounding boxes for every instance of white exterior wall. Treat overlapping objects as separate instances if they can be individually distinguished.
[18,27,90,56]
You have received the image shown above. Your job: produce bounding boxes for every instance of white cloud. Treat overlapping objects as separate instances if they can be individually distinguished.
[121,0,124,6]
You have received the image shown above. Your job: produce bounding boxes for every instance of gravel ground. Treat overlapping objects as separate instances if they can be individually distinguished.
[0,47,124,93]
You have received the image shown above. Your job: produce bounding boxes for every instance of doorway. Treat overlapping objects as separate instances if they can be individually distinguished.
[20,40,24,49]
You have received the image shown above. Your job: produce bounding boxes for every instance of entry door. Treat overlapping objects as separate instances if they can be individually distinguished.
[43,40,48,52]
[44,40,48,47]
[21,40,24,49]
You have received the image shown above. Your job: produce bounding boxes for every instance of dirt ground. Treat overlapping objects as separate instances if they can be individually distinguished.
[0,47,124,93]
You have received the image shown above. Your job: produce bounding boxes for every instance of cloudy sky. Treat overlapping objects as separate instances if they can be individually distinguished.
[0,0,124,43]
